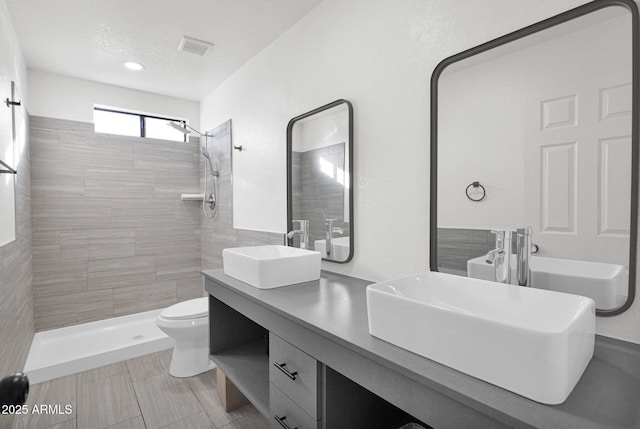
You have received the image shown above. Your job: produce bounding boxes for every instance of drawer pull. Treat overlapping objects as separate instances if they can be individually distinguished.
[274,414,297,429]
[274,362,298,380]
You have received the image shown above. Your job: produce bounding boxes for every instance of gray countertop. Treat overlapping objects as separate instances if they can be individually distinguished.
[203,268,640,429]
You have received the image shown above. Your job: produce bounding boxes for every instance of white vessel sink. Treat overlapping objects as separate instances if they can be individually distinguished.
[366,272,595,404]
[314,236,350,260]
[467,255,624,309]
[222,245,321,289]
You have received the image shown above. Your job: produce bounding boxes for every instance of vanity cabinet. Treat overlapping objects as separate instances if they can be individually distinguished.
[204,269,640,429]
[206,274,416,429]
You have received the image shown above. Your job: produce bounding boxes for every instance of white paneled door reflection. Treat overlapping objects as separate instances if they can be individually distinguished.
[524,70,631,266]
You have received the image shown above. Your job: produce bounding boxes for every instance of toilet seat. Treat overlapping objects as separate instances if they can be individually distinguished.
[160,297,208,320]
[156,313,208,332]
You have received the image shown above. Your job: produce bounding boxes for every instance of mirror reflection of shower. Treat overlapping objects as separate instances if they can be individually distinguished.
[168,122,219,219]
[198,141,219,219]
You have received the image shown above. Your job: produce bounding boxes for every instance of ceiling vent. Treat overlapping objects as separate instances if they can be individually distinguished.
[177,36,214,57]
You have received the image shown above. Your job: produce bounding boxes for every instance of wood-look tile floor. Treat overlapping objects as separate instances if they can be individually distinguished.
[4,350,269,429]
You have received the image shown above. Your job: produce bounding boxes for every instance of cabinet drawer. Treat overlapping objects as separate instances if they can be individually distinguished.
[271,383,320,429]
[269,333,320,418]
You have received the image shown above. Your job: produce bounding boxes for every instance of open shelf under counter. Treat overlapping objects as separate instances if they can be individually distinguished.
[210,341,270,418]
[208,293,270,419]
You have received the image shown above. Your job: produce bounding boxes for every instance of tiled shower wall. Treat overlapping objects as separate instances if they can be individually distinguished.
[30,116,203,331]
[0,115,34,378]
[200,120,282,270]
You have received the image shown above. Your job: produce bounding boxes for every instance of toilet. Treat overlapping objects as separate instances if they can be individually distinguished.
[156,297,214,378]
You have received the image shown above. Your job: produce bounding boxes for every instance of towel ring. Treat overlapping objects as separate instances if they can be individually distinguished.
[466,181,486,202]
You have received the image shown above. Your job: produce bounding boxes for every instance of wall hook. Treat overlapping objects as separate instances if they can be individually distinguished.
[5,98,21,108]
[233,145,243,151]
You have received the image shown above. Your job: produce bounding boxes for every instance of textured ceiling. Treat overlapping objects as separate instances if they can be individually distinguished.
[5,0,322,101]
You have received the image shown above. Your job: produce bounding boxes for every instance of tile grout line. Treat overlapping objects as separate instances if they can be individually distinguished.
[185,373,214,428]
[174,370,212,429]
[126,363,149,429]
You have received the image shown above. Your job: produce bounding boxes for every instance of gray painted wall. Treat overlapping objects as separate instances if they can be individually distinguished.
[29,116,203,331]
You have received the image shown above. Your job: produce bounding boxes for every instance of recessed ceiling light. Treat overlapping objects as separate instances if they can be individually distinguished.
[124,61,144,71]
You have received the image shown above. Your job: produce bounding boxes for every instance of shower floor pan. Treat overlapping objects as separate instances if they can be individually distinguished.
[24,309,174,384]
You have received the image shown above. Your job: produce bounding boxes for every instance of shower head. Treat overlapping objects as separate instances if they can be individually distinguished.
[201,146,218,176]
[169,121,191,135]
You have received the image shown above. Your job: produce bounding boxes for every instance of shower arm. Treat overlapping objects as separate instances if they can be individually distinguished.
[167,121,212,138]
[185,125,212,138]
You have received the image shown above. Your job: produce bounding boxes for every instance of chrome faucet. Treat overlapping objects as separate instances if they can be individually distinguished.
[287,219,309,250]
[486,230,511,284]
[516,227,532,287]
[324,219,344,257]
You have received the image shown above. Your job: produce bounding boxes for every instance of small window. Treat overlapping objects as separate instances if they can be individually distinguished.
[94,109,140,137]
[93,107,187,142]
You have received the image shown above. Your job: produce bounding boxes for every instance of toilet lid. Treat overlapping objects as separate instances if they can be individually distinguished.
[161,297,208,320]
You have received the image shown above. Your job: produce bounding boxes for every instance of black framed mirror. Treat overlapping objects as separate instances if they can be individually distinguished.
[430,0,639,316]
[287,99,354,263]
